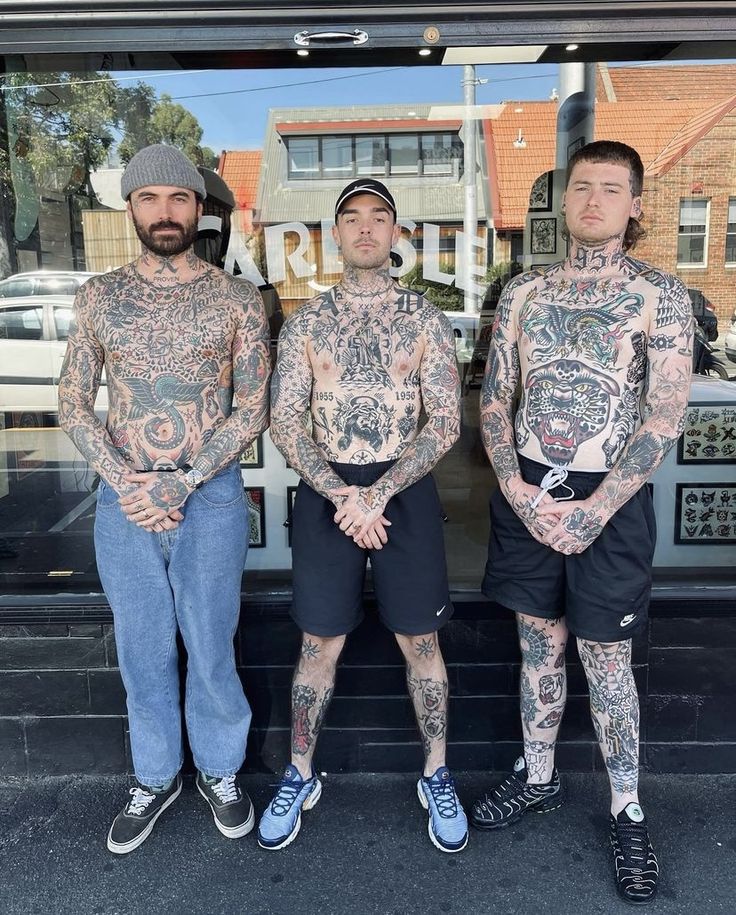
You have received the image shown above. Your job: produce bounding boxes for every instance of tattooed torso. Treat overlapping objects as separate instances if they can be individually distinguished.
[286,285,444,465]
[62,262,269,473]
[511,256,693,471]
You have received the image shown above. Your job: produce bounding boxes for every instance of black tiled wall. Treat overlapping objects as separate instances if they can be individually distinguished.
[0,604,734,776]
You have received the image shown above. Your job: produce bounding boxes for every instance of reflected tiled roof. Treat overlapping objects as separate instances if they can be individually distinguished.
[218,150,262,210]
[487,99,711,229]
[597,63,736,102]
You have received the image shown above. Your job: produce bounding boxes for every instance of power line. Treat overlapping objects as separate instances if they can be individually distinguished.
[0,69,215,93]
[170,68,407,100]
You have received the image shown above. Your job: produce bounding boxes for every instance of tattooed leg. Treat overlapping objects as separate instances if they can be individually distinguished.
[290,632,345,778]
[577,638,640,815]
[516,612,568,784]
[395,632,449,776]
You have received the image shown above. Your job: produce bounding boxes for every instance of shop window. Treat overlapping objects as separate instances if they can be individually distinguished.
[726,197,736,264]
[677,198,709,266]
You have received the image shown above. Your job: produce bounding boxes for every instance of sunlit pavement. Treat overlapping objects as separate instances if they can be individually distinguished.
[1,772,734,914]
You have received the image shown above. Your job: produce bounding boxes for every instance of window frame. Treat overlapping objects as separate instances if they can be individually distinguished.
[677,197,710,269]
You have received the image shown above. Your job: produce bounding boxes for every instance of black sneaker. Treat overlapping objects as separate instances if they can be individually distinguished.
[610,803,659,905]
[107,775,182,854]
[470,755,562,830]
[196,772,255,839]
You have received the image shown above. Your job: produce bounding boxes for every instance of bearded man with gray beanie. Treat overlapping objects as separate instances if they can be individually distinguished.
[59,144,271,853]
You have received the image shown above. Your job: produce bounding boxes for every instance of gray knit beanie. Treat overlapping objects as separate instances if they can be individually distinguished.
[121,144,207,200]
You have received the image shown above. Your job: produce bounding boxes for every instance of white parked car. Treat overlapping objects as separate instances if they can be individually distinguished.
[0,270,97,299]
[0,295,107,426]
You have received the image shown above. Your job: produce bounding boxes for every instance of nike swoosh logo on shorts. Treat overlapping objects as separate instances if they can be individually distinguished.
[436,605,446,617]
[620,614,637,627]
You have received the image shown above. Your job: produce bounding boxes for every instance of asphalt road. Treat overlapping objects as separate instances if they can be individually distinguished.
[1,772,734,915]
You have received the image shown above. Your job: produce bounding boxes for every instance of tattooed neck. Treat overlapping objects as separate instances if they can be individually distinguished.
[566,235,626,276]
[137,247,202,285]
[338,265,394,301]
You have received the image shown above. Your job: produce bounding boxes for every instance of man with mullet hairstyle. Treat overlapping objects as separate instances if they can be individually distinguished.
[471,141,692,905]
[59,144,270,854]
[259,178,467,854]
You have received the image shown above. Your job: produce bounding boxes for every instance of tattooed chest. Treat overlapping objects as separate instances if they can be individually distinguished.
[520,284,646,370]
[99,319,233,382]
[309,311,423,392]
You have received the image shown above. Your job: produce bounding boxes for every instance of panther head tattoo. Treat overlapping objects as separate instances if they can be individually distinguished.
[525,359,620,464]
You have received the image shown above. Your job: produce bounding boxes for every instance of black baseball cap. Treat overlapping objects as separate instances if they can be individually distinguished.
[334,178,397,221]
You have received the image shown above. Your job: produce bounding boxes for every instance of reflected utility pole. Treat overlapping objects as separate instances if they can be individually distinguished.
[462,64,481,313]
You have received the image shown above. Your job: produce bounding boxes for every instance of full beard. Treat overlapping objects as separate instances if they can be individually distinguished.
[133,215,199,257]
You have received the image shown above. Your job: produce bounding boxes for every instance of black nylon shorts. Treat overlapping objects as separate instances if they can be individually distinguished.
[481,455,656,642]
[291,460,453,637]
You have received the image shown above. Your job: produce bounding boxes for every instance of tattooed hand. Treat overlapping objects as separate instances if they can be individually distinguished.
[504,478,557,544]
[119,471,191,529]
[332,484,391,543]
[536,498,608,554]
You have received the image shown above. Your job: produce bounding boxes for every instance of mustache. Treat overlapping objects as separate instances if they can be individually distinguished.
[150,221,184,231]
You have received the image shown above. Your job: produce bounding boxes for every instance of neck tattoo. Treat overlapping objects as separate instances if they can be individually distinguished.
[567,234,626,276]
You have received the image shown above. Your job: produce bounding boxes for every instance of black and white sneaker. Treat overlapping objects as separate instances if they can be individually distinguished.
[610,803,659,905]
[196,772,255,839]
[470,755,562,830]
[107,775,182,854]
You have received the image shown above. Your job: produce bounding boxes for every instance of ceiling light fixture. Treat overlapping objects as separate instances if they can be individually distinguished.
[297,49,309,57]
[419,48,432,57]
[565,44,579,51]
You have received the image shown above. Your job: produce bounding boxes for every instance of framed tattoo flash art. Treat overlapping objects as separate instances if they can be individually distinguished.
[244,486,266,548]
[675,483,736,545]
[285,485,298,547]
[528,171,552,211]
[677,404,736,464]
[530,217,557,255]
[566,136,585,160]
[239,433,264,469]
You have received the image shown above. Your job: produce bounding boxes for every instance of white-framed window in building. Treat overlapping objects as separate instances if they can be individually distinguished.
[388,134,420,176]
[677,198,709,267]
[321,136,353,179]
[726,197,736,264]
[355,136,386,176]
[287,137,320,178]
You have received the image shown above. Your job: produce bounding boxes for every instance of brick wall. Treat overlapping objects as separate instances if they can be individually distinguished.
[1,602,734,777]
[636,111,736,325]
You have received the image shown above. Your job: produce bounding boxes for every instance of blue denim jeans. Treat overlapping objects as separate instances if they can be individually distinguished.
[94,462,251,785]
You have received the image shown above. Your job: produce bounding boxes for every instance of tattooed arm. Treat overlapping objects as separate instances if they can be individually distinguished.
[58,284,137,494]
[119,282,272,522]
[269,311,349,503]
[480,277,554,541]
[538,279,693,554]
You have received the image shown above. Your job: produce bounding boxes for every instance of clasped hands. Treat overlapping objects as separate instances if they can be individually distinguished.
[510,480,607,556]
[117,471,190,533]
[332,484,391,551]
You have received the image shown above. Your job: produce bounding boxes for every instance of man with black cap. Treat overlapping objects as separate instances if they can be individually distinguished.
[259,179,467,853]
[59,144,270,853]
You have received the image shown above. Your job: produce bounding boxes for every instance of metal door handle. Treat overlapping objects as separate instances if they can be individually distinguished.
[294,29,368,47]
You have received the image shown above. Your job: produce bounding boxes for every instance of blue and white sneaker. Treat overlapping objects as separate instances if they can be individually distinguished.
[417,766,468,853]
[257,764,322,850]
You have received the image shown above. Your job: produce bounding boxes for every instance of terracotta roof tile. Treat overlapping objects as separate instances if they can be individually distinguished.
[218,150,262,211]
[597,63,736,102]
[487,99,705,229]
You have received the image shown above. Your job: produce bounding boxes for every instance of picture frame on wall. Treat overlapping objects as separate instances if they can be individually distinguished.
[566,136,586,160]
[674,483,736,545]
[528,171,552,211]
[676,403,736,465]
[285,485,298,547]
[530,217,557,255]
[239,434,264,469]
[244,486,266,548]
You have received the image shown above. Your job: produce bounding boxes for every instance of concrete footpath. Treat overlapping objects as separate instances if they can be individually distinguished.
[1,772,734,915]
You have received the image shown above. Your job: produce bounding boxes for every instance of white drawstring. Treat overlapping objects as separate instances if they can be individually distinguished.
[530,467,575,509]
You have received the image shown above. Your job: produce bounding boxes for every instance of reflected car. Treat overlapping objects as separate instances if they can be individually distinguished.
[0,270,97,299]
[0,295,106,426]
[687,287,718,342]
[724,308,736,364]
